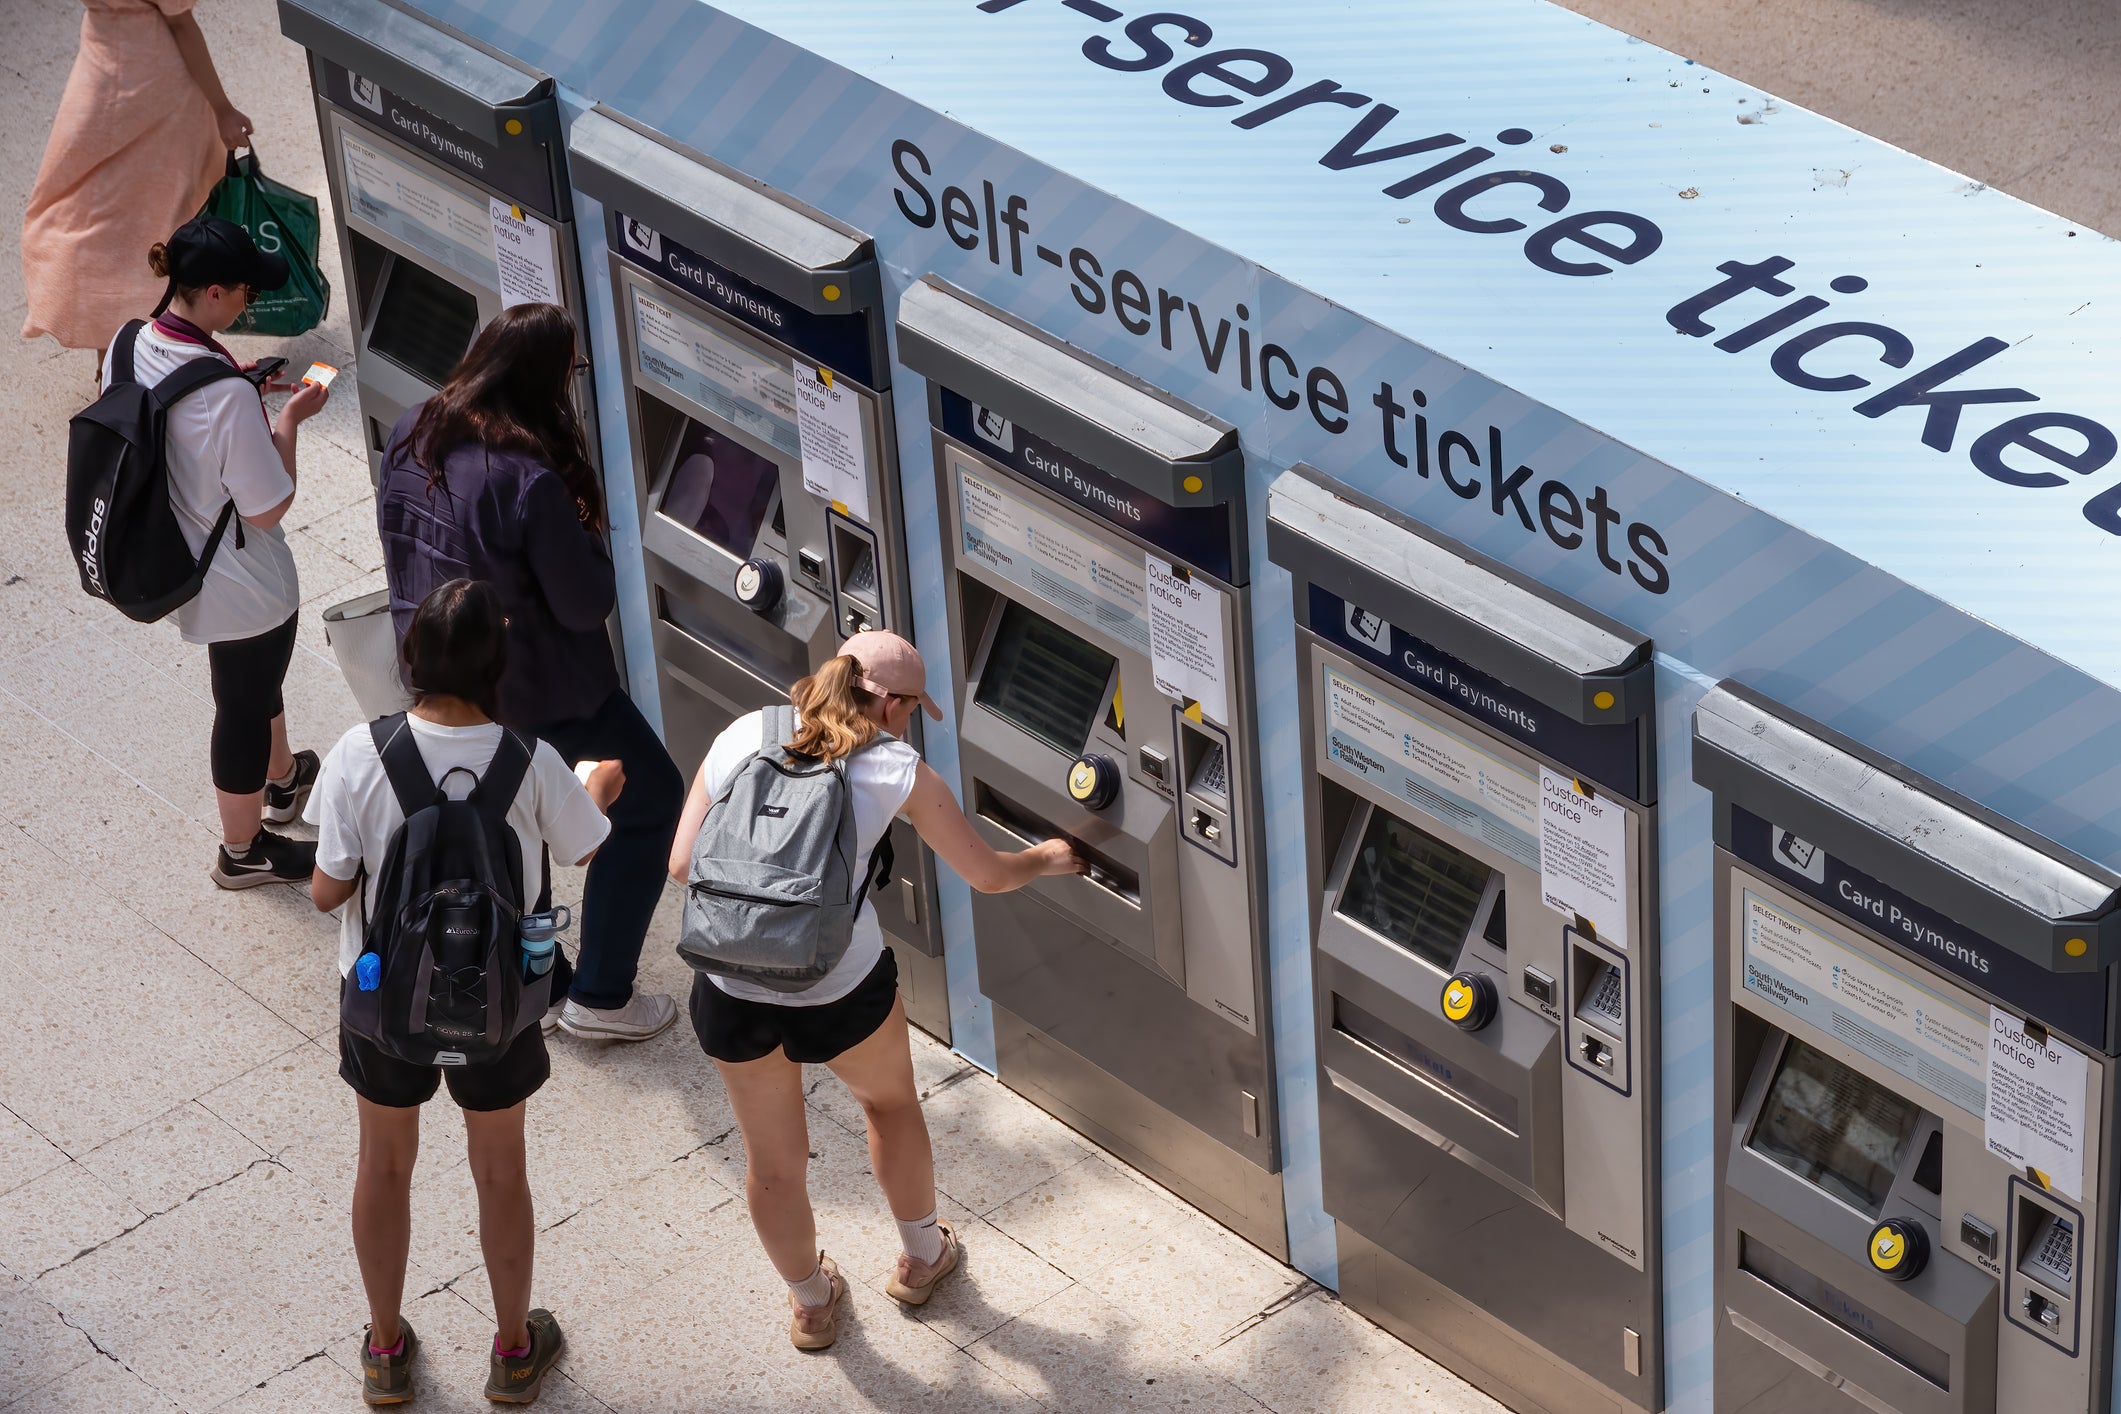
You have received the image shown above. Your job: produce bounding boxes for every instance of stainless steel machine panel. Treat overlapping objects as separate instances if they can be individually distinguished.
[279,0,598,484]
[897,276,1284,1257]
[567,110,946,1036]
[1695,685,2121,1414]
[1268,463,1663,1414]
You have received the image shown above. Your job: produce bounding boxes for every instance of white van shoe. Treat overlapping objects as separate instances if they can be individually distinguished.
[557,992,678,1042]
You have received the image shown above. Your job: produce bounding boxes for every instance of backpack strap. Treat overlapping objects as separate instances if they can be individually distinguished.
[109,321,143,387]
[855,830,895,916]
[470,730,534,831]
[369,714,440,816]
[149,351,252,407]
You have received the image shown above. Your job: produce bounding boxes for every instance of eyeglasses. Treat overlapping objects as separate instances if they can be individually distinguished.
[571,356,591,375]
[235,284,259,303]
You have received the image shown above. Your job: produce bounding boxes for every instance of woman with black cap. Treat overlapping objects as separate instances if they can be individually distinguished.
[104,214,331,887]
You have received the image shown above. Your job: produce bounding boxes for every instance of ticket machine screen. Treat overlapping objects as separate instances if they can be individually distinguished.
[975,601,1115,754]
[1336,808,1498,974]
[658,419,780,558]
[1749,1041,1922,1216]
[367,255,479,386]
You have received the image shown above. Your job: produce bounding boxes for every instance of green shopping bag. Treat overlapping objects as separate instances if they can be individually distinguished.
[203,149,331,337]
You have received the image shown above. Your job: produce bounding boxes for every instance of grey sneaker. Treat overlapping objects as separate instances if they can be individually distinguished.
[485,1308,564,1404]
[360,1319,418,1406]
[557,993,678,1042]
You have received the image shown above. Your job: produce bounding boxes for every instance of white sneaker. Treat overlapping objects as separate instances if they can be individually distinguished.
[540,998,567,1036]
[557,993,679,1042]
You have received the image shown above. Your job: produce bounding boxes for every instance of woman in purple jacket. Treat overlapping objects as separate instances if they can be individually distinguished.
[377,303,682,1042]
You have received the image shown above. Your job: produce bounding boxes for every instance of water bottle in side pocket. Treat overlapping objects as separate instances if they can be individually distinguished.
[520,904,572,979]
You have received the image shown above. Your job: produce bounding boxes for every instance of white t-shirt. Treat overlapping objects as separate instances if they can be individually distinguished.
[698,710,921,1006]
[101,323,299,644]
[306,717,613,976]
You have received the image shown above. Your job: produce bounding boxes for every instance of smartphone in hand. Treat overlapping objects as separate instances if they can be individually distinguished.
[242,356,288,387]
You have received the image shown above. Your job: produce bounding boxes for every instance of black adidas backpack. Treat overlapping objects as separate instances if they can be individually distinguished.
[343,715,549,1067]
[65,320,248,622]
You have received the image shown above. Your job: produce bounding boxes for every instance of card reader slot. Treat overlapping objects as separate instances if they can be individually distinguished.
[973,784,1141,907]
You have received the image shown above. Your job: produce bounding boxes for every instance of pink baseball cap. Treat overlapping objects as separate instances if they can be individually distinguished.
[843,630,941,719]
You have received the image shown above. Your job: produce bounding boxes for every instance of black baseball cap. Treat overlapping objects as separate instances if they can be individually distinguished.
[160,216,289,295]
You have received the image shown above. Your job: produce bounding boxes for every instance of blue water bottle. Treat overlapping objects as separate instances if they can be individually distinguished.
[520,905,571,979]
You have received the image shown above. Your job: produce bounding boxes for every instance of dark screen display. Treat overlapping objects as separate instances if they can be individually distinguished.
[1336,808,1495,972]
[975,601,1116,754]
[1749,1041,1921,1216]
[659,420,780,558]
[368,258,479,386]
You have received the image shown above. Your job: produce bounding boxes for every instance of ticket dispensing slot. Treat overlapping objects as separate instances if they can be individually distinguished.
[898,277,1283,1256]
[280,0,598,484]
[568,109,949,1036]
[1694,685,2121,1414]
[1268,463,1661,1414]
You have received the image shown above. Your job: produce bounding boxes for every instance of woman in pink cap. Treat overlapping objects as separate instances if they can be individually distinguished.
[668,629,1081,1350]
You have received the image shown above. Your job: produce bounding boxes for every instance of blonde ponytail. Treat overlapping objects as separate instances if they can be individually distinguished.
[787,656,880,763]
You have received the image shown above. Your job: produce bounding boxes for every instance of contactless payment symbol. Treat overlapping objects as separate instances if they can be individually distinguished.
[347,70,383,114]
[1772,825,1827,884]
[972,404,1015,453]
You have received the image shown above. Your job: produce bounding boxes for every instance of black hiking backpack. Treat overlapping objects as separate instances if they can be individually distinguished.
[65,320,248,622]
[343,715,549,1067]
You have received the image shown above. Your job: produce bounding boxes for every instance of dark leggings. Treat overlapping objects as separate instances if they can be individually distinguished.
[532,690,684,1011]
[205,614,297,794]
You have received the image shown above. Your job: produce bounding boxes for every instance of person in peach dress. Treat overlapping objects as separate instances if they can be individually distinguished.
[21,0,253,351]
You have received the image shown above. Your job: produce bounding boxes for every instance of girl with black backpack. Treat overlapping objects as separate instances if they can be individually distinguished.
[667,631,1082,1350]
[307,580,622,1404]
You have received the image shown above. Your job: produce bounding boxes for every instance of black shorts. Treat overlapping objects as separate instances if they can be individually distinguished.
[339,1022,550,1111]
[689,949,900,1064]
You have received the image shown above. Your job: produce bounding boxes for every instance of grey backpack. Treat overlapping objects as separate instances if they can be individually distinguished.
[677,706,894,992]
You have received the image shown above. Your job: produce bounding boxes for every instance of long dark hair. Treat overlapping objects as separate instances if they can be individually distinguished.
[402,578,508,718]
[409,303,604,531]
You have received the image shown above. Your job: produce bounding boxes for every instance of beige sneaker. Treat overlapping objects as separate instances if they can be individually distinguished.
[790,1253,844,1351]
[885,1220,959,1307]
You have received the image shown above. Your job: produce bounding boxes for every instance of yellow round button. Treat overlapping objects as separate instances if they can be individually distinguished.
[822,283,842,302]
[2066,937,2089,958]
[1182,474,1204,494]
[1069,764,1095,798]
[1870,1229,1903,1271]
[1593,690,1616,710]
[1865,1217,1927,1281]
[1442,983,1472,1020]
[504,118,523,136]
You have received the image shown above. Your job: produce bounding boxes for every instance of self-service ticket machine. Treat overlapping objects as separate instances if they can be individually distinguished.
[279,0,597,482]
[896,277,1283,1256]
[1267,464,1663,1414]
[564,110,947,1038]
[1694,684,2121,1414]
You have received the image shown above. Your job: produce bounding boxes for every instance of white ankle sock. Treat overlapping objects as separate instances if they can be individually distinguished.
[789,1261,834,1307]
[897,1210,944,1265]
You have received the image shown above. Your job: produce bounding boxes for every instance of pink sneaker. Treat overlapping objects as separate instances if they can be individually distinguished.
[885,1220,959,1306]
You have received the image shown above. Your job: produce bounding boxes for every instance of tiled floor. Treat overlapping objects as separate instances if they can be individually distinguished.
[0,3,1506,1410]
